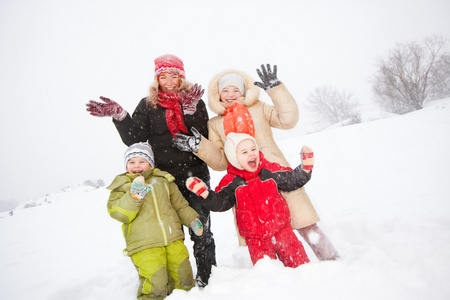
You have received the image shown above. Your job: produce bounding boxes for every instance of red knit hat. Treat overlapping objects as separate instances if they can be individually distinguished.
[154,54,185,78]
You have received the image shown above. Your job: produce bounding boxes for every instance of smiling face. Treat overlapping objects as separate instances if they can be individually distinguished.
[220,85,243,106]
[158,72,182,93]
[126,157,153,174]
[236,139,259,172]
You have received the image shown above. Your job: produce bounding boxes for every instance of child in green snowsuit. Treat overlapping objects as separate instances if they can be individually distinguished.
[107,142,204,300]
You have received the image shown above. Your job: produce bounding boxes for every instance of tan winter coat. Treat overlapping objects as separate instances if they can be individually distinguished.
[195,69,319,230]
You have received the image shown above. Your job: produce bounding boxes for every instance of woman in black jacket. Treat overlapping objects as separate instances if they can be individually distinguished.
[86,54,216,288]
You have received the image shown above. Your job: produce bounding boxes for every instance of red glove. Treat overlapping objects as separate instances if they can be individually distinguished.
[86,96,127,121]
[186,177,208,198]
[181,84,205,115]
[300,146,314,171]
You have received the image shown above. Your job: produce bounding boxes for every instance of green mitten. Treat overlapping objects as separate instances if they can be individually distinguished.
[130,176,151,201]
[190,218,204,236]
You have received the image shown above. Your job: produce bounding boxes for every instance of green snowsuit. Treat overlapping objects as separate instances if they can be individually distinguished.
[107,168,199,300]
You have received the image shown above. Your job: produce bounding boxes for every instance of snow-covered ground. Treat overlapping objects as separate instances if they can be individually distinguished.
[1,99,449,300]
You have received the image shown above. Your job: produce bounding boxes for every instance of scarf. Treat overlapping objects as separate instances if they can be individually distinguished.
[157,91,188,137]
[227,152,266,181]
[223,101,255,137]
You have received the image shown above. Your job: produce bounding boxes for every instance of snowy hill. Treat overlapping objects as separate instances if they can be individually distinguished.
[1,99,450,300]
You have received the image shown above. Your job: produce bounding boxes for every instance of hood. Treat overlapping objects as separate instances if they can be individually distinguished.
[208,69,260,115]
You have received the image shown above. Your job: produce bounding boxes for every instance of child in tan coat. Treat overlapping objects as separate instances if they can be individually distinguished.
[173,65,339,261]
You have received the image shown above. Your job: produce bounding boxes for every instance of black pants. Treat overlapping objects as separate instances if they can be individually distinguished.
[178,181,216,283]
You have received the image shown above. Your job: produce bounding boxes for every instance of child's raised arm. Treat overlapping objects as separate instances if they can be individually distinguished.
[186,177,209,199]
[185,176,237,212]
[130,176,152,201]
[267,146,314,192]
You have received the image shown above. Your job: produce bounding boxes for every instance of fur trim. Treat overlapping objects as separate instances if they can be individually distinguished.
[208,69,260,115]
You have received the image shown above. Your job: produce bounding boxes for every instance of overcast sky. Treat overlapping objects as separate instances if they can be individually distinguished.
[1,0,449,203]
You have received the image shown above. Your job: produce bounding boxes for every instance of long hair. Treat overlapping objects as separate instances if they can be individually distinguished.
[146,78,191,109]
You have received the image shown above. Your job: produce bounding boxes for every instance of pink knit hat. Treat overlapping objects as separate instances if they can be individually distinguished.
[154,54,185,78]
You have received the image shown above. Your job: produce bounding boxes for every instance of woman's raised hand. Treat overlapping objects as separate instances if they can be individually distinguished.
[181,84,205,115]
[254,64,280,90]
[86,96,127,121]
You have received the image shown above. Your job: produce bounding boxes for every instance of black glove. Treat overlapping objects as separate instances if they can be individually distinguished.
[172,127,201,152]
[254,64,280,90]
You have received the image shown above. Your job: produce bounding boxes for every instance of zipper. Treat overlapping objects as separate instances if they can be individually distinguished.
[150,187,168,245]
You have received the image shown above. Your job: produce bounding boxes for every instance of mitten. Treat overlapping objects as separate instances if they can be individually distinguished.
[172,127,201,152]
[181,84,205,115]
[86,96,127,121]
[254,64,280,90]
[185,177,208,199]
[300,146,314,171]
[130,176,152,201]
[190,218,204,236]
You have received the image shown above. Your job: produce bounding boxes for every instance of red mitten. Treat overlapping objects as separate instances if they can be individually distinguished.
[300,146,314,171]
[86,96,127,121]
[186,177,208,198]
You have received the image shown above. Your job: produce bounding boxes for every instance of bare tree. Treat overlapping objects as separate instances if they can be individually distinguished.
[429,50,450,100]
[306,85,361,129]
[371,35,450,114]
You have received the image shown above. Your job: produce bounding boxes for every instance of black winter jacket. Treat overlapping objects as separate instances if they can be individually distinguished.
[114,97,210,186]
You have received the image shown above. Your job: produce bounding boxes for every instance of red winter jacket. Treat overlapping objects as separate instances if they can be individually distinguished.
[202,152,311,239]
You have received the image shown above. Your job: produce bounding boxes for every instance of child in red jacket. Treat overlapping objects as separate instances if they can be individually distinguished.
[186,132,314,267]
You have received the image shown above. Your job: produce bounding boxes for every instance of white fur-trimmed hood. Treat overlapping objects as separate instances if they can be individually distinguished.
[208,69,260,115]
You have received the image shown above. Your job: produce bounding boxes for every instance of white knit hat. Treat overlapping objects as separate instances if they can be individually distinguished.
[124,142,155,169]
[224,132,258,170]
[219,73,245,95]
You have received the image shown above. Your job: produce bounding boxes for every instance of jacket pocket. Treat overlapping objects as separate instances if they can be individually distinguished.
[236,209,259,237]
